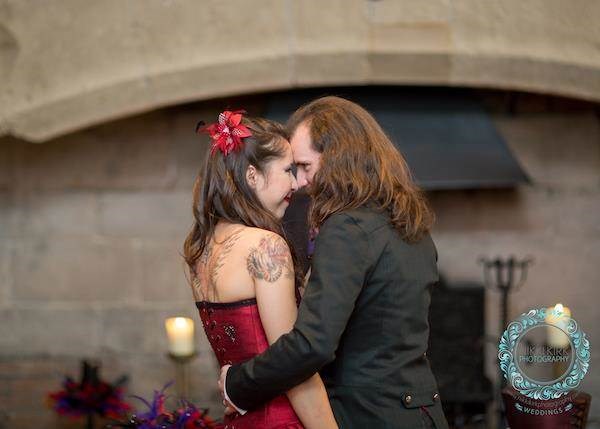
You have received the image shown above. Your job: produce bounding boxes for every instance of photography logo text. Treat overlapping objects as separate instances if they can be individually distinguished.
[498,305,590,415]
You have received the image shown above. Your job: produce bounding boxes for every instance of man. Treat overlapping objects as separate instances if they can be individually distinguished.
[219,96,449,428]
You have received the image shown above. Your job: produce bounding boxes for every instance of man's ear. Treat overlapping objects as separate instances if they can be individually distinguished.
[246,165,258,189]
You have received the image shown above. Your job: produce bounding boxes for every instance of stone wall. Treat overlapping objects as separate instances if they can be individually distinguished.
[431,93,600,427]
[0,104,223,428]
[0,91,599,428]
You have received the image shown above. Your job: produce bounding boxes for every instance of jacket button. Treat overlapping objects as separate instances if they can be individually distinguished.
[405,394,412,404]
[433,392,440,401]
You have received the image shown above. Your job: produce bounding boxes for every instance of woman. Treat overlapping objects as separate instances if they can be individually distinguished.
[183,110,338,429]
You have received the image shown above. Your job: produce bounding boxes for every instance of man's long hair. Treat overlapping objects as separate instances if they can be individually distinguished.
[287,96,434,242]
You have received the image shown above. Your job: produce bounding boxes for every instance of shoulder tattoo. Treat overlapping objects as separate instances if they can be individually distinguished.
[246,234,293,283]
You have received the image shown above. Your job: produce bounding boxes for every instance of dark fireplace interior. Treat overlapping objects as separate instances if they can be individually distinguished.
[429,278,493,428]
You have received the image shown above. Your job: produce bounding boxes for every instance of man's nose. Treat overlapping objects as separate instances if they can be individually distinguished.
[296,171,308,188]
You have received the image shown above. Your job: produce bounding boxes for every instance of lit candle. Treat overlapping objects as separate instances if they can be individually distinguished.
[545,303,572,348]
[165,317,195,357]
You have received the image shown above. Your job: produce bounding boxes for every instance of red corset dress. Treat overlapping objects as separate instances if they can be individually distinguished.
[196,298,304,429]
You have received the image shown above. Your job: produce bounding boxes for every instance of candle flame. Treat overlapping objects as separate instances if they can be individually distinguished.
[174,317,188,327]
[555,303,564,314]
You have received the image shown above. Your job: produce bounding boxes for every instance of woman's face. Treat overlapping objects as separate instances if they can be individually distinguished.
[253,142,298,219]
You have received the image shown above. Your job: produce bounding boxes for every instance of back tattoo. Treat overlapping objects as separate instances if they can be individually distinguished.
[194,229,243,299]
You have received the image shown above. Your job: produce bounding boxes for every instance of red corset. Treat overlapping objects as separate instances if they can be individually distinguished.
[196,299,304,429]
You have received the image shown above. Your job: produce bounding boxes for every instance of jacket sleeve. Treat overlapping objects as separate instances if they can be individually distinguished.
[226,213,371,410]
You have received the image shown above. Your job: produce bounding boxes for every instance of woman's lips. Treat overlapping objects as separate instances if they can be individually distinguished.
[283,195,291,203]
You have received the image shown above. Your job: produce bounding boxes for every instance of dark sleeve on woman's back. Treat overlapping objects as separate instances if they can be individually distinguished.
[226,213,371,410]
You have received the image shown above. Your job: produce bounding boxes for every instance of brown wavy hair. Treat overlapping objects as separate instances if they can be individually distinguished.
[287,96,433,242]
[183,116,301,283]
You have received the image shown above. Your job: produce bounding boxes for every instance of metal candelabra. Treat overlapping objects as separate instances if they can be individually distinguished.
[479,255,533,428]
[479,255,533,332]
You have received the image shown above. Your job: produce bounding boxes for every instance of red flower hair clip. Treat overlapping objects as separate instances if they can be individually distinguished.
[197,110,252,156]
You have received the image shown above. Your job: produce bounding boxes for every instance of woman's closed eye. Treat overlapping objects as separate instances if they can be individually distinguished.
[286,164,297,177]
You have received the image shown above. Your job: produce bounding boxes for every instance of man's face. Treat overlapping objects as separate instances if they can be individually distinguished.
[290,122,321,189]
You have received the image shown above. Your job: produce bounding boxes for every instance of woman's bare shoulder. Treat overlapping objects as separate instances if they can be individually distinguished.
[236,226,288,248]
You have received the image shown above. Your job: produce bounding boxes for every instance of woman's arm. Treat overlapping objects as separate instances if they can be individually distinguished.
[249,232,338,429]
[226,214,369,410]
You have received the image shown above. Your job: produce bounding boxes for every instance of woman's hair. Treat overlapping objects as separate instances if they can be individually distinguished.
[183,116,301,283]
[287,96,434,242]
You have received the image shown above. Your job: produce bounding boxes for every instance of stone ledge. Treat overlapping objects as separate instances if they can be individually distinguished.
[2,51,600,143]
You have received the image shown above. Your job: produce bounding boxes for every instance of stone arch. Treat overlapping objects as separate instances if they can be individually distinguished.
[1,1,598,142]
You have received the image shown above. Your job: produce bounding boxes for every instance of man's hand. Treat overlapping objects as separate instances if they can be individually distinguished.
[218,365,237,415]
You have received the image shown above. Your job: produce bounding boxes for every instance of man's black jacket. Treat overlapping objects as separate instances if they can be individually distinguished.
[227,207,449,428]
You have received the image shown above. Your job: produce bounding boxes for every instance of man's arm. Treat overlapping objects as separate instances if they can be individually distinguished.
[225,213,371,410]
